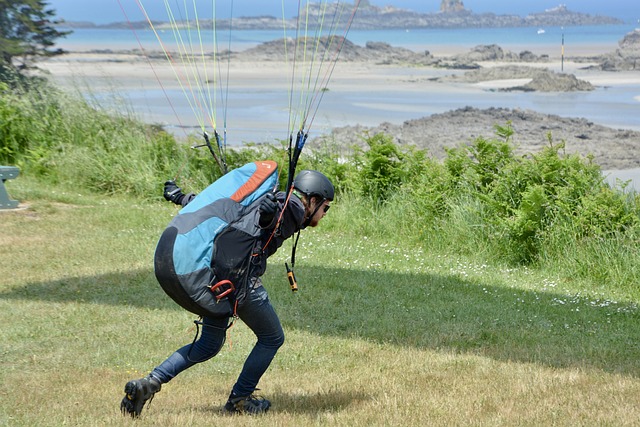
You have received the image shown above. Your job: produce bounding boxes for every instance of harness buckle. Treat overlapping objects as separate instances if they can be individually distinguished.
[209,279,235,300]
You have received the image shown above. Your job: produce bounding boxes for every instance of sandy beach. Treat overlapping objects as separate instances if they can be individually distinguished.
[40,48,635,93]
[37,34,640,188]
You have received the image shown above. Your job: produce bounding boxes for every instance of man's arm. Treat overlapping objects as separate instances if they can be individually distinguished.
[258,192,278,228]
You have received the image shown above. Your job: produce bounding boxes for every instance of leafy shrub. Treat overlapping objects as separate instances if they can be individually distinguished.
[0,83,44,165]
[436,125,637,263]
[353,133,406,201]
[353,132,430,203]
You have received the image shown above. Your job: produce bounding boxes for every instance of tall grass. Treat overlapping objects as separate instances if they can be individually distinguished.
[1,80,233,198]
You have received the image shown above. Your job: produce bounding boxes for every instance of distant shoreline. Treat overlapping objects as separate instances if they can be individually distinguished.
[55,41,620,58]
[56,3,625,31]
[53,25,634,58]
[37,26,640,178]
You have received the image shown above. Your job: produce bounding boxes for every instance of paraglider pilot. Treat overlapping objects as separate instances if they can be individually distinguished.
[120,169,333,417]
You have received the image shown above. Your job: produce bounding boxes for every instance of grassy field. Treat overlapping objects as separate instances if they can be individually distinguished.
[1,176,639,426]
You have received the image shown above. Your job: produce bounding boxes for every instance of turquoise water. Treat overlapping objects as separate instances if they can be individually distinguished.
[58,24,637,52]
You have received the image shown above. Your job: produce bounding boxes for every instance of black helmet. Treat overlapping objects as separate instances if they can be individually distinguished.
[293,170,334,201]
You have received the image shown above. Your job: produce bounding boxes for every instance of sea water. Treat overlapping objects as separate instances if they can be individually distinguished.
[55,25,640,143]
[58,25,637,52]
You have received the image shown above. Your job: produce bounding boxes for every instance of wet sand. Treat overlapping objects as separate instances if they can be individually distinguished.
[36,44,640,185]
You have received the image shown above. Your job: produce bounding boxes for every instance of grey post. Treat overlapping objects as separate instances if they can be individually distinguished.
[0,166,20,209]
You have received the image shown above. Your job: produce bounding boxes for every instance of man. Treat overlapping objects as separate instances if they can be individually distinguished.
[120,169,334,417]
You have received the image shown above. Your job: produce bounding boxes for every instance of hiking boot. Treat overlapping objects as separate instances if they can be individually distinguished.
[224,393,271,415]
[120,376,162,417]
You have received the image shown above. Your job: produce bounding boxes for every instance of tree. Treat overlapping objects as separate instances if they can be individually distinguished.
[0,0,70,82]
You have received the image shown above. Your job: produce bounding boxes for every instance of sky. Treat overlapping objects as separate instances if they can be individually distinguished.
[47,1,638,25]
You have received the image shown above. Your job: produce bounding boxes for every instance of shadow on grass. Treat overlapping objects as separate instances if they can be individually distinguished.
[1,265,639,377]
[196,389,363,415]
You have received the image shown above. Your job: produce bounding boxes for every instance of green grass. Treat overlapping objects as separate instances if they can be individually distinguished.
[1,176,639,426]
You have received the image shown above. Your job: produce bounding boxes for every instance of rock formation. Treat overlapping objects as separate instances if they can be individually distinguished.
[440,0,465,13]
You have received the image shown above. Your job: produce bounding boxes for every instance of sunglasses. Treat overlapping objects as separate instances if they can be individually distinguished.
[323,204,331,213]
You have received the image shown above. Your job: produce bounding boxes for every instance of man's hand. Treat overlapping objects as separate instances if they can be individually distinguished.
[163,180,184,205]
[259,192,278,227]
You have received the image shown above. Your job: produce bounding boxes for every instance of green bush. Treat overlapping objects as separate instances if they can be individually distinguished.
[0,81,234,198]
[0,83,42,165]
[352,132,431,203]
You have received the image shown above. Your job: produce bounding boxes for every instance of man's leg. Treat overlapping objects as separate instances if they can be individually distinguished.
[224,285,284,414]
[121,316,230,417]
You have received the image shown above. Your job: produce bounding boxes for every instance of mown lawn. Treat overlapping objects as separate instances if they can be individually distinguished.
[1,178,639,426]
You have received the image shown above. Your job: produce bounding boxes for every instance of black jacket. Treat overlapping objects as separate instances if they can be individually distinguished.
[183,190,306,278]
[253,191,305,277]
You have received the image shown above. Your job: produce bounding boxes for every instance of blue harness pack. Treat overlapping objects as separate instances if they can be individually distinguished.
[154,161,279,318]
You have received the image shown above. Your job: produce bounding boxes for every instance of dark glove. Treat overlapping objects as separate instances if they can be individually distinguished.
[258,192,278,227]
[163,180,185,205]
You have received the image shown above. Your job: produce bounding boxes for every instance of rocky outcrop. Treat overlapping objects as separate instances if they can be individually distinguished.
[453,44,518,62]
[438,64,594,92]
[508,72,595,92]
[237,35,633,78]
[315,107,640,170]
[440,0,465,13]
[521,4,619,27]
[619,30,640,55]
[81,4,623,31]
[305,3,623,30]
[583,29,640,71]
[236,37,438,65]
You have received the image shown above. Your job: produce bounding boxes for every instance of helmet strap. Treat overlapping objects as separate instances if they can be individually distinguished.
[292,189,304,200]
[302,197,325,228]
